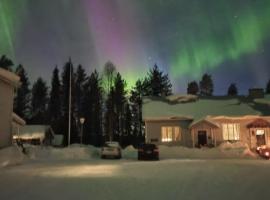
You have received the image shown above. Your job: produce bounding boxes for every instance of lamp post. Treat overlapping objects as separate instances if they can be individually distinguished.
[79,117,85,145]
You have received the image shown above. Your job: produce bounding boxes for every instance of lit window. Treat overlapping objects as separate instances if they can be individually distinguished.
[256,130,265,135]
[161,126,181,142]
[222,123,240,140]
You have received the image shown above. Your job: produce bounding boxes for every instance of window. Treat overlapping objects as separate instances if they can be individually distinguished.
[256,129,265,135]
[161,126,181,142]
[222,123,240,140]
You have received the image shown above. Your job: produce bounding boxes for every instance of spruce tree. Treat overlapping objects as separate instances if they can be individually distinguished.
[14,64,31,120]
[104,88,117,142]
[30,77,48,124]
[130,80,144,146]
[144,64,172,97]
[122,103,132,147]
[227,83,238,96]
[187,81,199,95]
[0,55,13,71]
[199,73,214,96]
[74,65,87,119]
[48,67,62,135]
[82,70,103,146]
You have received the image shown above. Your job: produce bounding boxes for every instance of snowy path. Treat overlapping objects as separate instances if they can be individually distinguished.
[1,159,270,200]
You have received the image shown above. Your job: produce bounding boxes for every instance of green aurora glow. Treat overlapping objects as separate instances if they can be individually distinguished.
[170,1,270,78]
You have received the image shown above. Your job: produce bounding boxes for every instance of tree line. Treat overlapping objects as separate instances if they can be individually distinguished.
[1,55,270,146]
[0,55,172,147]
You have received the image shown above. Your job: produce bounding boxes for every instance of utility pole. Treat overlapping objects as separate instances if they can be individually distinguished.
[68,58,72,146]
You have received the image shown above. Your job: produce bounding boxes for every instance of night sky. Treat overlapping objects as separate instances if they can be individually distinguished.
[0,0,270,94]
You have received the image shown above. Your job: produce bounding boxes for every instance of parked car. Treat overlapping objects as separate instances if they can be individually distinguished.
[101,141,122,159]
[256,146,270,159]
[138,143,159,160]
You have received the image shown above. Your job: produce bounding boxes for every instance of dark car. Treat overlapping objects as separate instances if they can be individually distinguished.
[256,146,270,159]
[138,143,159,160]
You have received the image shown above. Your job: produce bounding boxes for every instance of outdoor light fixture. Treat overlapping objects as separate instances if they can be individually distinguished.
[79,117,85,145]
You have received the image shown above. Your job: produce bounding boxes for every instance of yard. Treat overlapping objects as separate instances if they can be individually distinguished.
[1,144,270,200]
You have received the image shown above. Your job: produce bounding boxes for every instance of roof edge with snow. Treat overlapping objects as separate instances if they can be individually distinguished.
[0,68,20,87]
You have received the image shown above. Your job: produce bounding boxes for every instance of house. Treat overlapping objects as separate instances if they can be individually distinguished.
[0,68,22,148]
[13,125,55,145]
[142,95,270,149]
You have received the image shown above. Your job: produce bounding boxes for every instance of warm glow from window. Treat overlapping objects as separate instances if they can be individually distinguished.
[161,126,181,142]
[222,123,240,140]
[256,129,265,135]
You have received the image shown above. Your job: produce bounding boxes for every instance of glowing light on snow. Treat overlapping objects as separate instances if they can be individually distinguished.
[39,164,120,178]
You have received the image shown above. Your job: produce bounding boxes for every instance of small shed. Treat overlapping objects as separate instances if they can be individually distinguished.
[13,125,55,145]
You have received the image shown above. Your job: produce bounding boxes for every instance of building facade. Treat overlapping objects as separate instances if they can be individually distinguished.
[143,95,270,149]
[0,68,21,148]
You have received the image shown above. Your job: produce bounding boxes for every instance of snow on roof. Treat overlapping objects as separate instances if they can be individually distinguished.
[12,113,26,126]
[143,95,269,121]
[0,68,20,87]
[15,125,52,140]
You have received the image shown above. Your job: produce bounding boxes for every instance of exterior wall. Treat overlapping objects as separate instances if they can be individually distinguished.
[0,81,14,148]
[145,116,270,149]
[211,117,270,148]
[190,122,218,147]
[145,120,192,147]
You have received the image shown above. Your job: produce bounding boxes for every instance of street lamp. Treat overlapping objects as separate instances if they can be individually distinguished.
[79,117,85,145]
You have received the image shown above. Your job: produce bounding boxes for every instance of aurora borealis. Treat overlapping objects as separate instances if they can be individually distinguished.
[0,0,270,94]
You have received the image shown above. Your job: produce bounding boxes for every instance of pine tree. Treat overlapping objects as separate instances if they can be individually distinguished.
[187,81,199,95]
[61,59,76,145]
[30,77,48,124]
[82,70,103,146]
[14,64,31,120]
[200,73,214,96]
[227,83,238,96]
[113,73,127,144]
[74,65,87,119]
[266,79,270,94]
[0,55,13,71]
[48,67,62,135]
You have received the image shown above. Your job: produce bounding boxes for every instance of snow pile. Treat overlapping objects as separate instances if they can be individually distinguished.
[0,145,25,168]
[219,141,257,158]
[26,144,100,160]
[122,145,137,159]
[159,142,257,159]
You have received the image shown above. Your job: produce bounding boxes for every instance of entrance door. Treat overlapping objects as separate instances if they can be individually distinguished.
[198,131,207,146]
[256,129,266,146]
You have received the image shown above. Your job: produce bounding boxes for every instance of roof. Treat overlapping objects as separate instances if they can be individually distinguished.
[143,95,270,121]
[0,68,20,87]
[189,118,220,128]
[14,125,53,140]
[12,113,26,126]
[247,118,270,128]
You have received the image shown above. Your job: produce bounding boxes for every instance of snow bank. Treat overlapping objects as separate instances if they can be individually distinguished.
[122,145,137,159]
[26,144,100,161]
[0,145,25,168]
[159,142,257,159]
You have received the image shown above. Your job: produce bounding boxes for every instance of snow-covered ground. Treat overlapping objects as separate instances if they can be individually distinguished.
[0,144,269,200]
